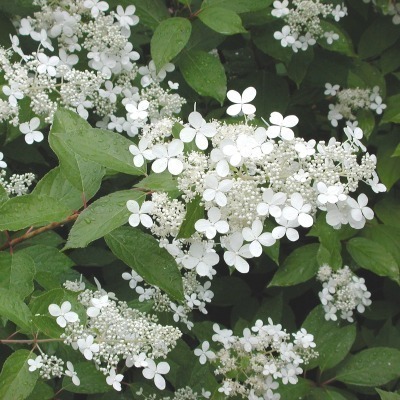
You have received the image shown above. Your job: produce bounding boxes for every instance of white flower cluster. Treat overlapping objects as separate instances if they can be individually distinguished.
[28,355,80,386]
[317,264,372,322]
[325,83,386,127]
[135,386,211,399]
[193,320,316,399]
[0,0,184,144]
[272,0,347,52]
[0,169,35,196]
[126,88,383,286]
[39,279,182,392]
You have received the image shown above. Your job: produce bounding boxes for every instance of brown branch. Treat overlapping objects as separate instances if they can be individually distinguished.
[0,338,63,344]
[0,213,79,251]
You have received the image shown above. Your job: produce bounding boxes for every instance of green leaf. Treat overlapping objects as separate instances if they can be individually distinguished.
[0,288,32,332]
[374,196,400,226]
[0,184,9,205]
[179,49,227,104]
[0,195,71,231]
[0,350,39,400]
[105,226,184,301]
[269,244,319,287]
[32,167,85,211]
[185,19,225,52]
[62,362,111,394]
[277,377,313,398]
[335,347,400,386]
[202,0,269,13]
[380,45,400,75]
[26,381,54,400]
[212,277,251,306]
[287,48,314,87]
[356,109,375,139]
[18,245,77,290]
[301,306,356,371]
[150,17,192,71]
[130,0,169,30]
[65,190,146,249]
[376,389,400,400]
[0,0,39,16]
[348,60,386,93]
[308,387,356,400]
[50,109,145,176]
[318,21,355,56]
[377,134,400,190]
[198,7,245,35]
[0,252,35,299]
[135,171,181,198]
[177,195,204,238]
[263,219,280,265]
[358,17,400,59]
[347,237,399,283]
[382,94,400,124]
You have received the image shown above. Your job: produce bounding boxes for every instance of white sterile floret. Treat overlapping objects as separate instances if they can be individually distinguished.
[257,189,287,218]
[317,182,346,204]
[28,356,43,372]
[267,112,298,140]
[272,217,300,242]
[203,175,233,207]
[194,341,216,364]
[223,232,252,273]
[273,25,296,48]
[48,301,79,328]
[84,0,109,18]
[195,207,229,239]
[126,352,148,368]
[19,117,44,145]
[126,100,149,120]
[180,111,217,150]
[115,5,139,29]
[127,200,154,228]
[106,368,124,391]
[0,153,7,169]
[294,139,316,158]
[37,53,59,77]
[65,362,80,386]
[242,220,276,257]
[324,31,339,44]
[222,134,261,167]
[210,148,230,177]
[226,86,256,116]
[31,29,54,51]
[2,83,24,107]
[182,242,219,277]
[122,270,143,289]
[77,335,100,360]
[367,171,386,193]
[346,193,374,226]
[129,138,155,167]
[87,294,109,318]
[271,0,290,17]
[343,126,366,152]
[282,193,313,228]
[151,139,184,175]
[369,95,387,115]
[142,359,170,390]
[324,83,340,96]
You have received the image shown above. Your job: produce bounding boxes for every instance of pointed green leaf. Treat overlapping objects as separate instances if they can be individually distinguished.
[198,7,246,35]
[177,195,204,238]
[151,17,192,71]
[105,226,184,302]
[65,190,146,249]
[0,350,39,400]
[0,288,32,332]
[135,171,181,198]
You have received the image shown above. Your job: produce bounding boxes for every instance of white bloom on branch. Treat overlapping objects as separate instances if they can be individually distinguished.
[151,139,184,175]
[226,86,256,116]
[142,359,170,390]
[48,301,79,328]
[106,368,123,391]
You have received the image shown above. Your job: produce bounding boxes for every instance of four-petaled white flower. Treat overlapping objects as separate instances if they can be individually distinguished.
[19,117,44,144]
[267,112,298,141]
[271,0,290,17]
[324,31,339,45]
[48,301,79,328]
[324,83,340,96]
[65,361,80,386]
[127,200,154,228]
[0,152,6,169]
[257,188,287,218]
[223,232,252,273]
[273,25,296,48]
[226,87,256,116]
[122,270,143,289]
[347,193,374,223]
[370,95,386,115]
[28,355,43,372]
[194,341,216,364]
[87,295,109,318]
[151,139,184,175]
[126,100,149,120]
[282,193,313,228]
[77,335,100,360]
[295,140,316,158]
[317,182,346,205]
[106,368,124,391]
[37,53,59,76]
[129,137,155,168]
[142,359,170,390]
[84,0,109,17]
[195,207,229,239]
[182,242,219,277]
[272,217,300,242]
[203,175,233,207]
[180,111,216,150]
[242,220,276,257]
[115,5,139,29]
[3,83,24,107]
[126,352,148,368]
[367,171,386,193]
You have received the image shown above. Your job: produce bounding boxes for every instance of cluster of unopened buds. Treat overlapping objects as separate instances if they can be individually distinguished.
[317,265,372,322]
[192,320,317,399]
[271,0,348,52]
[325,83,387,127]
[29,278,181,392]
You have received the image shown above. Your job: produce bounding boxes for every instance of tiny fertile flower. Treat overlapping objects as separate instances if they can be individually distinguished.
[65,362,80,386]
[142,359,170,390]
[106,368,124,391]
[127,200,154,228]
[226,87,256,116]
[19,118,44,145]
[48,301,79,328]
[28,355,43,372]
